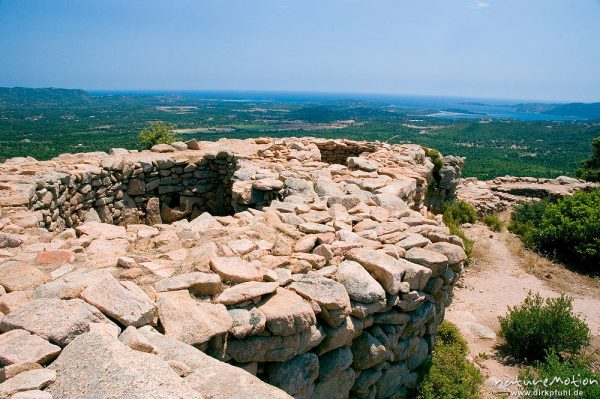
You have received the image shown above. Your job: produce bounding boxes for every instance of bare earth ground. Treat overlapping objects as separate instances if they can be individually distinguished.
[446,213,600,398]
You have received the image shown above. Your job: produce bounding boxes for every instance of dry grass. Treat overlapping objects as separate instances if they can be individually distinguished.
[501,210,600,299]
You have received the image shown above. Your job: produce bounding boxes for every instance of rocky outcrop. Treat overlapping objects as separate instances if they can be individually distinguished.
[0,137,467,398]
[457,175,599,214]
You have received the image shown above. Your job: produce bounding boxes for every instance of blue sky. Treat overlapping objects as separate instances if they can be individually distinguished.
[0,0,599,102]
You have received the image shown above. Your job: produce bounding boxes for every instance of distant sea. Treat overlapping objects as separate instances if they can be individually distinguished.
[89,90,581,121]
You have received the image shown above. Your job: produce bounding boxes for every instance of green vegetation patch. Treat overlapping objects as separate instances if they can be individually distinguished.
[482,214,503,232]
[519,352,600,399]
[498,292,590,363]
[509,190,600,272]
[417,321,483,399]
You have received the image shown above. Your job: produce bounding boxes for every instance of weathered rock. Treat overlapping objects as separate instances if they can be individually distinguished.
[154,272,222,295]
[215,281,279,305]
[318,346,353,381]
[156,290,232,346]
[210,256,262,283]
[375,363,409,398]
[312,367,355,399]
[185,360,292,399]
[265,353,319,396]
[0,329,61,366]
[47,332,200,399]
[80,276,157,327]
[405,247,449,276]
[35,249,75,264]
[0,262,48,292]
[0,298,117,347]
[0,291,30,314]
[396,233,430,249]
[426,241,467,265]
[0,368,56,399]
[334,260,386,304]
[289,275,351,312]
[118,326,157,354]
[345,248,405,295]
[350,331,387,369]
[257,288,316,336]
[227,325,325,363]
[227,306,267,339]
[0,233,23,249]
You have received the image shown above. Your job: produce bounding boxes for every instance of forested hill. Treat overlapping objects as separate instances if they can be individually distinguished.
[542,102,600,119]
[0,87,92,107]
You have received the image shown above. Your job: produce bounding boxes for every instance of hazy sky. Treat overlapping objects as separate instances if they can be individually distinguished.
[1,0,599,101]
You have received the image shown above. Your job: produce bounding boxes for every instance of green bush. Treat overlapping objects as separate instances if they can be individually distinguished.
[510,190,600,271]
[498,292,590,362]
[576,136,600,182]
[422,147,444,185]
[509,200,549,245]
[448,223,473,262]
[441,201,476,262]
[417,321,483,399]
[482,214,503,232]
[442,201,478,226]
[138,121,179,150]
[520,352,600,399]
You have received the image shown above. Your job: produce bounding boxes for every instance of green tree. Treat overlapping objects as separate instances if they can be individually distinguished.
[576,136,600,182]
[137,121,178,150]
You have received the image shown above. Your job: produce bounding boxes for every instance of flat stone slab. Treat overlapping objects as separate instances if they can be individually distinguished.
[405,247,449,276]
[0,329,61,366]
[210,256,262,283]
[426,242,467,265]
[0,298,117,347]
[0,262,48,292]
[288,275,351,311]
[155,272,222,295]
[157,290,232,346]
[81,276,157,327]
[215,281,279,305]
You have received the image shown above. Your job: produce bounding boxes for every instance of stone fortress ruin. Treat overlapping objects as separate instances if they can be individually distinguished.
[0,137,471,398]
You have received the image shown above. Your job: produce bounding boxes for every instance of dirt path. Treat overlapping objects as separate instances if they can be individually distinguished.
[445,220,600,397]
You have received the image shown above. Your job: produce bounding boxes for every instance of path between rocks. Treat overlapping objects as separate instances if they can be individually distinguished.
[446,222,600,398]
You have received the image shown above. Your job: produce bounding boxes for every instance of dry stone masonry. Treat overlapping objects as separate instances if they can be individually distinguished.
[456,175,598,214]
[0,137,467,399]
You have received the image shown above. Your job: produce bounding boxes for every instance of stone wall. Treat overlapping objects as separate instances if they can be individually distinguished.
[0,137,467,399]
[28,151,238,230]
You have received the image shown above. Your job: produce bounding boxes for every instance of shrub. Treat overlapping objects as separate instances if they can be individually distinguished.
[509,200,549,245]
[576,136,600,182]
[442,201,477,226]
[482,214,503,232]
[510,190,600,271]
[138,121,178,150]
[498,292,590,363]
[448,223,473,262]
[417,321,483,399]
[520,352,600,399]
[441,201,477,262]
[422,147,443,185]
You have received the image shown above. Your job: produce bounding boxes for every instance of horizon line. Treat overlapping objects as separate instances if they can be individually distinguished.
[2,85,599,105]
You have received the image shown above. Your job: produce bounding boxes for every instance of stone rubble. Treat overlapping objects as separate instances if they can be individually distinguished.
[457,175,598,214]
[0,137,468,398]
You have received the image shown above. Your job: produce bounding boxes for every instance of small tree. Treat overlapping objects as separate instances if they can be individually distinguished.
[576,136,600,182]
[138,121,178,150]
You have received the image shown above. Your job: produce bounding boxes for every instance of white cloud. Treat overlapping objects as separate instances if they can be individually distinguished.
[470,0,490,9]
